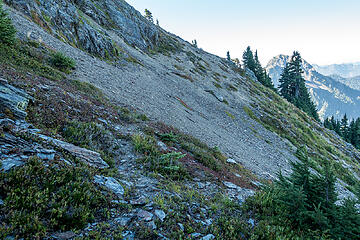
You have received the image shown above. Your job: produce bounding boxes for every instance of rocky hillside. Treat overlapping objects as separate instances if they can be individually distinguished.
[266,54,360,120]
[1,0,360,239]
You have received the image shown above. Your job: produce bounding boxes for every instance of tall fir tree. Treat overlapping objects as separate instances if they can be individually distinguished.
[242,46,256,72]
[278,51,319,121]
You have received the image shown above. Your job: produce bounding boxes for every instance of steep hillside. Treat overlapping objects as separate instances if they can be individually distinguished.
[1,0,360,238]
[266,54,360,120]
[314,62,360,78]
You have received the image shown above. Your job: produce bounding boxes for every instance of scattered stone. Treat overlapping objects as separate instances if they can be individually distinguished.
[137,209,153,221]
[94,175,124,197]
[114,216,132,226]
[38,134,109,169]
[201,234,215,240]
[155,209,166,221]
[226,158,237,164]
[177,223,184,231]
[223,181,238,189]
[157,141,168,152]
[130,197,147,206]
[192,180,204,189]
[204,218,213,225]
[147,220,157,230]
[248,218,255,227]
[51,231,76,239]
[122,231,135,240]
[191,233,202,238]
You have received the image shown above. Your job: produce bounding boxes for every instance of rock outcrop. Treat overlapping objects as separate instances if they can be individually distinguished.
[5,0,161,58]
[0,78,32,120]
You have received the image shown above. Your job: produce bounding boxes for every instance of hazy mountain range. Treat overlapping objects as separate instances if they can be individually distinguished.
[314,62,360,78]
[266,55,360,120]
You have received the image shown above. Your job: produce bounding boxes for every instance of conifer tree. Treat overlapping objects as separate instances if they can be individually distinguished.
[340,114,349,138]
[226,51,231,62]
[242,46,256,72]
[0,1,16,45]
[144,9,154,23]
[278,51,319,120]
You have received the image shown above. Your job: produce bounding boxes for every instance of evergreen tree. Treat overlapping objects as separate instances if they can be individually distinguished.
[242,46,256,72]
[340,114,349,138]
[0,1,16,45]
[144,9,154,23]
[278,51,319,120]
[226,51,231,62]
[324,115,360,150]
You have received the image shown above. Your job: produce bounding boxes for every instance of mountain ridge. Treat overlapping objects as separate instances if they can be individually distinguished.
[266,54,360,120]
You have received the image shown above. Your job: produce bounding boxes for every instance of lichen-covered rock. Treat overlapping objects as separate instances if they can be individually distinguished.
[0,79,32,120]
[37,134,109,169]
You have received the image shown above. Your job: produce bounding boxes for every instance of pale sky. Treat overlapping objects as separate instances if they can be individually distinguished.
[126,0,360,66]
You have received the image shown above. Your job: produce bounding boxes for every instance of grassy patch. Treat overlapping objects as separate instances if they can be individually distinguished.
[70,79,106,103]
[243,106,259,122]
[0,41,65,81]
[132,134,188,180]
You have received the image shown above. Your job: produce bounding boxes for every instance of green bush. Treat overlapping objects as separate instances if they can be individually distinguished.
[0,157,110,238]
[50,51,76,72]
[0,2,16,45]
[245,147,360,239]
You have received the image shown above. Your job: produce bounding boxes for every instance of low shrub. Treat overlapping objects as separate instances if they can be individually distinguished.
[0,157,110,238]
[50,51,76,72]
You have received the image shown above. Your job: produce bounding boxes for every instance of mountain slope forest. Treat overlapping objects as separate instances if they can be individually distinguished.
[0,0,359,239]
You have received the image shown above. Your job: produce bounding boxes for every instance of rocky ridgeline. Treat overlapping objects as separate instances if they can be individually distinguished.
[5,0,161,58]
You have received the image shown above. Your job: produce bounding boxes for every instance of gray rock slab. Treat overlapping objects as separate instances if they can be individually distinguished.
[94,175,124,197]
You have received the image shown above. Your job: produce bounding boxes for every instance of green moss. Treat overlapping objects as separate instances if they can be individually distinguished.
[225,111,235,119]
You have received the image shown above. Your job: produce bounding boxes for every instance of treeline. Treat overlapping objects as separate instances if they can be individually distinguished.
[324,115,360,149]
[240,47,319,121]
[242,46,275,90]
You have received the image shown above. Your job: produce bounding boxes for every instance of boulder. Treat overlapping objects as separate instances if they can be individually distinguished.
[0,80,32,120]
[37,134,109,169]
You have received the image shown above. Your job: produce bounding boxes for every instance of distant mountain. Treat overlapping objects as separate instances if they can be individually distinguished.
[330,74,360,91]
[314,62,360,78]
[266,55,360,120]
